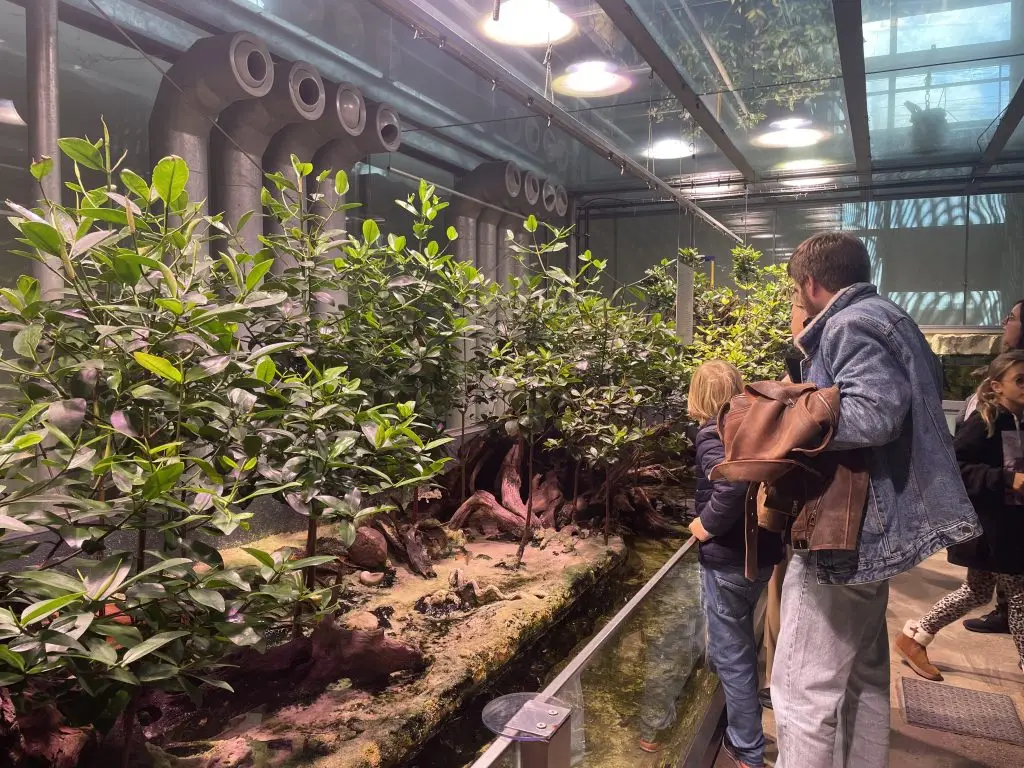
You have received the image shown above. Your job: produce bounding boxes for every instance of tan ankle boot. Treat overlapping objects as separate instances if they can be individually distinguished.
[895,619,943,681]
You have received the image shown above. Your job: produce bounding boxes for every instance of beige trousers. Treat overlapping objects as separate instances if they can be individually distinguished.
[764,545,792,686]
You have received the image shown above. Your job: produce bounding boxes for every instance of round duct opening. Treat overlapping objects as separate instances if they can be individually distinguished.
[522,172,541,207]
[540,180,557,213]
[336,83,366,136]
[246,51,268,83]
[299,78,321,108]
[503,163,523,197]
[230,35,273,96]
[554,185,569,217]
[287,63,325,118]
[372,104,403,152]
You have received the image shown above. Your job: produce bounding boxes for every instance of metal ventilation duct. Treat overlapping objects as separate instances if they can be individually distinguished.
[311,100,402,235]
[452,161,521,273]
[554,185,569,220]
[211,60,326,254]
[539,179,558,219]
[149,32,274,252]
[263,81,367,248]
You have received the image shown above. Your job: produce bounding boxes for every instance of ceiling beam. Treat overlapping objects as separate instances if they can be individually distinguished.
[593,0,756,182]
[366,0,742,242]
[832,0,872,188]
[973,78,1024,179]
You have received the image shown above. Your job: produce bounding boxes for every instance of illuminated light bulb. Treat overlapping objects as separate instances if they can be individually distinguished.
[642,137,694,160]
[553,60,631,97]
[769,117,811,130]
[777,158,835,187]
[482,0,575,47]
[752,126,828,149]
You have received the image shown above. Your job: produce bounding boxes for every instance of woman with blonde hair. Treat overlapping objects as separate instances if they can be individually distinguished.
[896,350,1024,680]
[686,360,783,768]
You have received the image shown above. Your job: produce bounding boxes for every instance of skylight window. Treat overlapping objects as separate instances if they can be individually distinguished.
[863,1,1012,58]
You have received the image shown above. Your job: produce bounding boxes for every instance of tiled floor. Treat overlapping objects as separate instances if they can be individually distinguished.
[715,553,1024,767]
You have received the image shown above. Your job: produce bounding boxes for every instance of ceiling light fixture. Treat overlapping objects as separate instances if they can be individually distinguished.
[481,0,575,47]
[0,99,26,127]
[553,60,631,97]
[752,124,828,148]
[642,137,694,160]
[777,159,835,187]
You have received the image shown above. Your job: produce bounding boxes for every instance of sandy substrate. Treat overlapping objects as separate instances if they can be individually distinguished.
[162,529,627,768]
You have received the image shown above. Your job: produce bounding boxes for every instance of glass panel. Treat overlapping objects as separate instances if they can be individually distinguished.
[550,551,710,765]
[966,192,1024,325]
[624,0,852,174]
[0,0,27,293]
[862,0,1024,163]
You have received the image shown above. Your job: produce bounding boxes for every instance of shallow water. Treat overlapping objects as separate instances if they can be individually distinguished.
[404,532,708,768]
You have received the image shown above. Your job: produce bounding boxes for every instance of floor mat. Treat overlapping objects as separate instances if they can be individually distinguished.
[899,676,1024,746]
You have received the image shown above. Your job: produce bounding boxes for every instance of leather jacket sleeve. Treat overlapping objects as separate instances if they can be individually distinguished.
[695,428,749,537]
[822,315,912,450]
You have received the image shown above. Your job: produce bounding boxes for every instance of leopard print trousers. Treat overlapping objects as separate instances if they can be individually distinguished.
[919,568,1024,664]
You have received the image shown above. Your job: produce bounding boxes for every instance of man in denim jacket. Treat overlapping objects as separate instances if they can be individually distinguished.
[772,233,979,768]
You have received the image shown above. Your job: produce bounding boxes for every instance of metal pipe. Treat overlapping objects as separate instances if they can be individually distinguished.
[149,32,274,241]
[311,100,402,237]
[263,81,366,246]
[26,0,62,296]
[149,0,547,177]
[211,60,326,255]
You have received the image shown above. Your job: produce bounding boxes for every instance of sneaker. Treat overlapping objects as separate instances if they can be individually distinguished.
[721,737,762,768]
[758,688,773,710]
[894,622,943,681]
[963,609,1009,634]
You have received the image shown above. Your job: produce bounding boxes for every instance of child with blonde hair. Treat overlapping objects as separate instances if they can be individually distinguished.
[896,350,1024,680]
[688,360,783,768]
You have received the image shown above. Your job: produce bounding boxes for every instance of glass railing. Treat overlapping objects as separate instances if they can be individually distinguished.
[469,536,711,767]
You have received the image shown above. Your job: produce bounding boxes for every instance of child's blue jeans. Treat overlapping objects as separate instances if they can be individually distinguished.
[703,563,773,767]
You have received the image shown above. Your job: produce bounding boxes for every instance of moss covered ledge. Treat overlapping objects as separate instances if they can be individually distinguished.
[158,533,627,768]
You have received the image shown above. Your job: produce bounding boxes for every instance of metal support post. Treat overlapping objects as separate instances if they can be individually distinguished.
[26,0,63,296]
[519,718,572,768]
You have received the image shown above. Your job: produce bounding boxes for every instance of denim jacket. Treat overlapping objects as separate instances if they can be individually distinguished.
[797,283,979,584]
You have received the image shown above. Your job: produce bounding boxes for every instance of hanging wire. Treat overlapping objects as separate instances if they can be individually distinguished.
[646,70,655,175]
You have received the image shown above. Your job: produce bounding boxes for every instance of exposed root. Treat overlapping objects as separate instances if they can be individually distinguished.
[499,440,528,518]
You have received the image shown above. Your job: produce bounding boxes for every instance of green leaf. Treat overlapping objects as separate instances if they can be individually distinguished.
[20,592,84,627]
[58,137,104,170]
[20,221,64,256]
[30,156,53,181]
[120,169,151,201]
[254,356,276,384]
[446,225,458,241]
[285,556,339,571]
[524,214,538,233]
[335,170,350,196]
[152,155,189,206]
[124,558,192,587]
[12,324,43,359]
[0,672,23,686]
[84,555,132,600]
[141,462,184,500]
[134,352,183,384]
[290,154,313,178]
[0,646,25,671]
[242,548,276,569]
[245,258,274,291]
[119,631,189,667]
[362,218,380,244]
[187,588,225,612]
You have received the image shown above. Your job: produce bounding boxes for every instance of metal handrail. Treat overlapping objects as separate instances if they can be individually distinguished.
[468,535,700,768]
